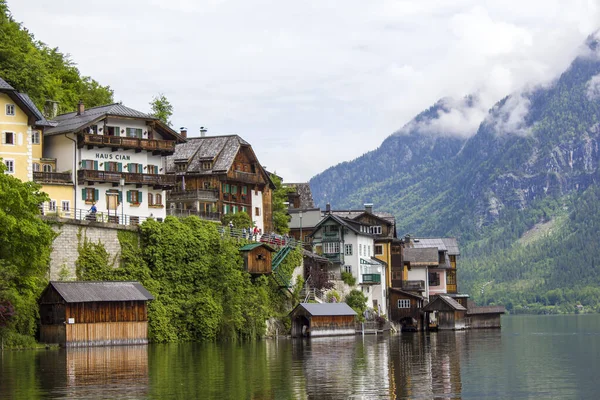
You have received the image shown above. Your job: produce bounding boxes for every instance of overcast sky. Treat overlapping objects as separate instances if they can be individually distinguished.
[10,1,600,182]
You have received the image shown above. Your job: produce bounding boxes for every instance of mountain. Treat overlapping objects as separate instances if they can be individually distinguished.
[310,33,600,312]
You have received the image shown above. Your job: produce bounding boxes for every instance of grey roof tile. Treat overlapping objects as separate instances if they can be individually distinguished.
[48,281,154,303]
[412,238,460,255]
[403,247,439,265]
[296,302,357,316]
[15,93,53,126]
[423,295,466,311]
[166,135,248,174]
[0,76,14,90]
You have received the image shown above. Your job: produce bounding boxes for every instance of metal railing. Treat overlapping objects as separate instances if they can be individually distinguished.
[168,188,219,202]
[38,204,155,226]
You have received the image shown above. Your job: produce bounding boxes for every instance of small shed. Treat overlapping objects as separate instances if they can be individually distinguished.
[290,303,357,338]
[239,243,275,275]
[389,288,426,331]
[39,281,154,347]
[423,295,467,330]
[466,302,505,329]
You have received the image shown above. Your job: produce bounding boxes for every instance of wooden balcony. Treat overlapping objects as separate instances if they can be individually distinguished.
[222,192,251,204]
[322,253,341,263]
[33,172,72,184]
[228,170,262,184]
[77,170,176,189]
[78,133,176,155]
[446,284,457,294]
[168,188,219,202]
[401,280,426,291]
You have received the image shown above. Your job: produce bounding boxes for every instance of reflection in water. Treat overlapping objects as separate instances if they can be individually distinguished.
[1,315,600,399]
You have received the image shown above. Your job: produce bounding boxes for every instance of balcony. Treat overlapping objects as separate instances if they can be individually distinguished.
[78,170,176,189]
[168,188,219,202]
[362,274,381,284]
[401,280,426,291]
[33,172,72,184]
[322,253,341,263]
[222,192,251,204]
[78,133,176,155]
[446,283,457,294]
[228,170,262,185]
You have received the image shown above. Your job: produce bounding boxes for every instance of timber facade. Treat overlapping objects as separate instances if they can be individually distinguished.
[39,281,153,347]
[290,303,357,337]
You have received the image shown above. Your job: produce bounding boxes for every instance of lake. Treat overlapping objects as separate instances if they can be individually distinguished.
[1,314,599,399]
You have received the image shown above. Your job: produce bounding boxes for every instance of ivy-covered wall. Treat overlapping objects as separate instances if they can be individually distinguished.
[74,215,303,341]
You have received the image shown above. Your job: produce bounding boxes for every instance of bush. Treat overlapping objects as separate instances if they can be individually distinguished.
[326,290,341,303]
[341,272,356,286]
[345,289,368,321]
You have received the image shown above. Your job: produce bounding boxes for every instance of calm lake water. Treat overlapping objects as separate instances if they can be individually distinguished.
[1,314,599,399]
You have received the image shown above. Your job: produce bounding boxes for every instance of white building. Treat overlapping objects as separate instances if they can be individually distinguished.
[43,102,184,224]
[310,214,387,316]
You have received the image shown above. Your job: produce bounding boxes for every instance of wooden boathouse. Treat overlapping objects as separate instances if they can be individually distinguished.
[290,303,357,338]
[423,295,467,330]
[39,281,153,347]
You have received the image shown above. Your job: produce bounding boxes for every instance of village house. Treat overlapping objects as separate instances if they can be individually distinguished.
[42,102,184,224]
[0,76,74,211]
[165,132,275,232]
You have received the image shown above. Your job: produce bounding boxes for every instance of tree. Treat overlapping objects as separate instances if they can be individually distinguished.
[149,93,173,126]
[270,174,291,234]
[0,161,55,345]
[345,289,368,320]
[221,211,252,229]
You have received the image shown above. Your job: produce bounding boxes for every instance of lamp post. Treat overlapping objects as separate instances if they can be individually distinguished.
[120,177,125,224]
[299,210,303,248]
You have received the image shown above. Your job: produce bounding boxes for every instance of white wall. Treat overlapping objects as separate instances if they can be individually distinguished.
[251,188,264,233]
[44,134,75,173]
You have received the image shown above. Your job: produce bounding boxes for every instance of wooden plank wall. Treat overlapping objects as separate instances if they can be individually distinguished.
[40,324,66,344]
[310,315,355,329]
[66,301,147,323]
[65,321,148,347]
[246,247,272,274]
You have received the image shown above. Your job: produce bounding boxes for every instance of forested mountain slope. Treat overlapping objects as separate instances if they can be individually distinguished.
[310,33,600,312]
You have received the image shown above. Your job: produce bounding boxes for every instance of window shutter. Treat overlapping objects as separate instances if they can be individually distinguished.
[137,128,142,138]
[94,160,98,170]
[104,162,109,171]
[94,189,99,201]
[115,126,120,137]
[128,164,132,173]
[81,188,86,200]
[137,191,142,203]
[118,163,122,172]
[138,164,143,174]
[118,191,122,204]
[127,190,131,203]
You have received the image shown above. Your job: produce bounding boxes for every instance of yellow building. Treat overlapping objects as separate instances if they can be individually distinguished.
[0,76,74,214]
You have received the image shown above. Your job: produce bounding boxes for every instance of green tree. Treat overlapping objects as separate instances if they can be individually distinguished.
[0,161,55,346]
[149,93,173,126]
[270,174,291,234]
[345,289,368,320]
[221,211,252,229]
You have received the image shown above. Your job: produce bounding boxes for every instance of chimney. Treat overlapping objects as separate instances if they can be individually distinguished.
[200,126,207,137]
[179,127,187,139]
[326,203,331,214]
[44,100,59,119]
[364,203,373,214]
[77,100,84,116]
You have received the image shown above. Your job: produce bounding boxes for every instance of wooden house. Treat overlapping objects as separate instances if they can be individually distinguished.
[290,303,357,337]
[39,281,153,347]
[165,135,275,232]
[388,288,426,331]
[465,301,505,329]
[239,243,275,275]
[422,295,467,330]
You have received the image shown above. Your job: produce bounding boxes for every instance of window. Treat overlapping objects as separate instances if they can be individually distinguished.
[175,162,187,172]
[324,225,339,233]
[368,245,371,256]
[82,188,99,202]
[155,193,162,206]
[344,244,353,255]
[241,186,247,195]
[201,162,212,170]
[344,265,352,274]
[232,205,238,214]
[4,160,14,173]
[48,200,56,212]
[81,160,97,170]
[2,132,14,145]
[126,128,143,138]
[359,244,363,256]
[323,242,340,254]
[222,183,230,193]
[127,190,142,204]
[5,104,15,116]
[87,125,98,134]
[146,164,159,174]
[223,204,229,214]
[31,131,41,144]
[127,163,143,173]
[370,226,382,235]
[43,164,53,172]
[398,299,411,309]
[62,201,70,212]
[375,245,383,255]
[148,193,154,205]
[33,163,40,172]
[203,181,211,189]
[255,207,260,216]
[105,161,121,172]
[231,185,237,195]
[446,271,456,285]
[241,206,246,213]
[106,126,120,136]
[428,272,440,287]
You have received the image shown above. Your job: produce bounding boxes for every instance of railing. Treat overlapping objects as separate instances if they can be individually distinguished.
[168,189,219,202]
[166,208,221,221]
[78,170,177,188]
[362,274,381,284]
[222,193,251,204]
[33,171,72,184]
[78,133,176,153]
[322,253,341,262]
[402,280,426,291]
[39,204,155,226]
[229,170,262,184]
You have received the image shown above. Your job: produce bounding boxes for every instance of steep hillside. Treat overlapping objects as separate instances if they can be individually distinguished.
[310,33,600,311]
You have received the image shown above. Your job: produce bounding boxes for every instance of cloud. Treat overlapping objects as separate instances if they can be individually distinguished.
[586,74,600,100]
[486,93,532,136]
[8,0,600,181]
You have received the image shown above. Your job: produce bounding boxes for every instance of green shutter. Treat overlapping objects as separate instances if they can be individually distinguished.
[94,189,99,201]
[118,191,122,204]
[115,126,120,137]
[242,186,247,195]
[104,162,109,171]
[81,188,86,200]
[128,164,132,173]
[138,164,143,174]
[232,185,237,194]
[137,128,143,138]
[94,160,98,170]
[137,191,142,203]
[127,190,131,203]
[118,163,122,172]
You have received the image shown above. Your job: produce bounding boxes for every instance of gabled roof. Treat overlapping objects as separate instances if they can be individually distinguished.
[403,247,439,266]
[309,213,372,237]
[0,76,15,90]
[291,302,357,317]
[43,281,154,303]
[422,295,466,312]
[44,103,182,140]
[239,243,275,252]
[389,287,426,300]
[412,238,460,255]
[15,93,53,127]
[0,77,50,125]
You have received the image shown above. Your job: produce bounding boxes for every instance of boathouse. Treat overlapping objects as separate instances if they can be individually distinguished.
[388,288,426,331]
[39,281,153,347]
[466,302,505,329]
[239,243,275,275]
[423,295,467,330]
[290,303,357,337]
